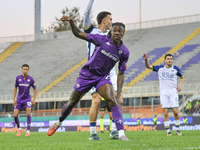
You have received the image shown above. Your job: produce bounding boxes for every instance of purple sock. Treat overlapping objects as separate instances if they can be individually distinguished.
[59,103,73,122]
[111,105,124,131]
[14,117,20,128]
[27,116,31,130]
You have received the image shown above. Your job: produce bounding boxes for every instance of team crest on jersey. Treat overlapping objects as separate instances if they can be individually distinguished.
[119,50,123,54]
[27,79,30,82]
[19,79,21,81]
[106,42,110,45]
[76,83,80,88]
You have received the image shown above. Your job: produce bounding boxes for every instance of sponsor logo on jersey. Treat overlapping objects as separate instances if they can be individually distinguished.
[19,79,21,81]
[27,79,30,82]
[101,49,119,62]
[19,84,29,87]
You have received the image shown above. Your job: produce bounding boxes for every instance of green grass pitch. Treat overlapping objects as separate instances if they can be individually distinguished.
[0,130,200,150]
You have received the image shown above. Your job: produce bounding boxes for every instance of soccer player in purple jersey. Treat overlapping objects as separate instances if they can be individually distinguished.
[47,15,130,141]
[83,0,121,140]
[13,64,37,136]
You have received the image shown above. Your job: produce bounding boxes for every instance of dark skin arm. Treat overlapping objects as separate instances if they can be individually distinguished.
[116,71,124,109]
[59,15,87,40]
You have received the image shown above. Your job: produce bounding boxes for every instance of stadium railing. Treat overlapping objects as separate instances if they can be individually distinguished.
[1,83,200,104]
[0,105,162,119]
[0,14,200,43]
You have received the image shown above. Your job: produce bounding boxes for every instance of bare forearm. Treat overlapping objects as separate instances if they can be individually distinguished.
[13,88,17,101]
[179,77,185,87]
[33,88,37,100]
[69,20,87,40]
[145,59,152,69]
[117,72,124,99]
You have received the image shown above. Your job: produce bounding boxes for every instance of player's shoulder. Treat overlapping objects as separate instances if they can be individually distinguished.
[120,44,129,55]
[27,75,34,80]
[154,65,164,70]
[173,65,180,71]
[16,75,22,79]
[84,24,99,34]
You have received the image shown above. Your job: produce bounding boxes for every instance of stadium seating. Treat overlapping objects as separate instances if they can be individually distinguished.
[0,21,200,117]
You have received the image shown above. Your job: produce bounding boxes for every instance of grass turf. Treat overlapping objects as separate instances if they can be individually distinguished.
[0,130,200,150]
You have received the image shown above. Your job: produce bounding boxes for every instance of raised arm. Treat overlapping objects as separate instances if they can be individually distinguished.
[143,54,152,69]
[59,15,88,40]
[83,0,94,29]
[116,71,124,109]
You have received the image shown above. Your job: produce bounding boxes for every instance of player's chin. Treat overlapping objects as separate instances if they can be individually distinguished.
[113,37,121,41]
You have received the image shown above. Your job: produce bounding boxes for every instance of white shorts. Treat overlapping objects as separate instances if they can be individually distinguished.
[160,91,179,109]
[90,67,117,95]
[110,67,117,91]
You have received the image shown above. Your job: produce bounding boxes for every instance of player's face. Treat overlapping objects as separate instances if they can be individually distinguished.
[111,26,124,43]
[22,67,29,76]
[165,56,173,66]
[104,15,112,30]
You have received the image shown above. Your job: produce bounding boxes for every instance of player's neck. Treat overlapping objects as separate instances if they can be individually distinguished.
[166,64,172,68]
[98,25,107,33]
[22,74,28,79]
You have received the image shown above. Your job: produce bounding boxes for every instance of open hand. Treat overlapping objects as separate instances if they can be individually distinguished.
[143,54,147,60]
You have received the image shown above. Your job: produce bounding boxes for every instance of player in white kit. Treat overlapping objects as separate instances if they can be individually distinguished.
[143,53,185,136]
[83,0,123,140]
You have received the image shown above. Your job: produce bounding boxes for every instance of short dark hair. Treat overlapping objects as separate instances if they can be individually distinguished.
[96,11,111,25]
[165,54,173,59]
[107,22,126,38]
[112,22,125,31]
[22,64,29,69]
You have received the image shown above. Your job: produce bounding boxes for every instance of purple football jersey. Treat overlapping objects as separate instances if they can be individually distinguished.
[80,34,129,76]
[15,75,36,101]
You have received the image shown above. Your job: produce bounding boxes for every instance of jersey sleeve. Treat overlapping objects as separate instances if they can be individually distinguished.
[118,51,129,72]
[86,34,104,46]
[15,77,18,88]
[83,0,94,32]
[31,78,36,89]
[84,24,95,33]
[152,65,162,72]
[174,66,183,78]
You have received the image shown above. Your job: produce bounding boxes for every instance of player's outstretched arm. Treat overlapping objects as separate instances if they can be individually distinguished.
[116,71,124,109]
[83,0,94,29]
[143,54,152,69]
[59,15,88,40]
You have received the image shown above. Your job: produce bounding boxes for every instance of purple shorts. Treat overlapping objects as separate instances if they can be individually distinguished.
[74,72,112,93]
[14,100,32,111]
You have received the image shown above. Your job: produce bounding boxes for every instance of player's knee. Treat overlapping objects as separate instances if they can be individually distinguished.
[106,98,116,107]
[92,100,100,108]
[174,111,179,116]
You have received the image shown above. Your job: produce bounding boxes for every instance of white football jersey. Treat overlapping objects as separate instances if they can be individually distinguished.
[152,65,183,93]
